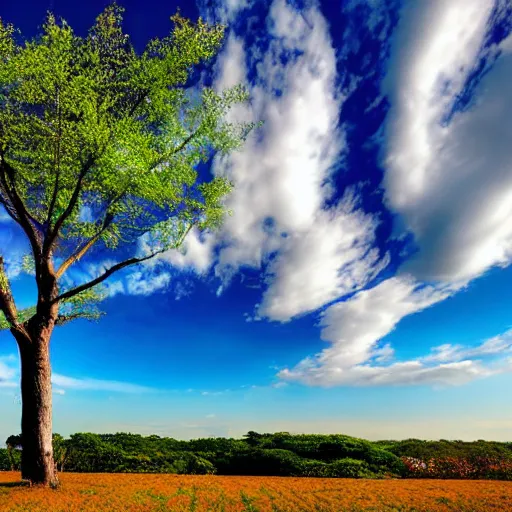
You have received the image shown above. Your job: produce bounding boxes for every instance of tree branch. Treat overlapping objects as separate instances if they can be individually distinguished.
[1,160,45,231]
[53,222,194,304]
[55,311,103,326]
[44,154,94,255]
[170,127,202,156]
[55,212,114,278]
[0,256,19,328]
[0,157,43,259]
[54,251,164,303]
[46,87,63,228]
[0,192,20,224]
[44,87,147,257]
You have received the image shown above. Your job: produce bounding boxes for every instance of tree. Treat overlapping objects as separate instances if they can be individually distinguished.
[6,434,22,471]
[0,4,255,486]
[52,433,68,472]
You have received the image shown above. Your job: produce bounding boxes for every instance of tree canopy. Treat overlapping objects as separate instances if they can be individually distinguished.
[0,4,255,329]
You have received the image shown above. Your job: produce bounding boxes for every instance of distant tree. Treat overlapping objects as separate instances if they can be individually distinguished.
[243,431,263,447]
[6,434,22,471]
[0,4,255,486]
[52,433,68,472]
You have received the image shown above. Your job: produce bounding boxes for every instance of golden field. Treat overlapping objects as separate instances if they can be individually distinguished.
[1,472,512,511]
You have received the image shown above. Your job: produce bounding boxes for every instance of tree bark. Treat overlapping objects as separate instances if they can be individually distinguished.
[15,327,58,487]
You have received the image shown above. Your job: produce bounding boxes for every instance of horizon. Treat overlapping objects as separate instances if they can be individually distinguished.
[1,0,512,445]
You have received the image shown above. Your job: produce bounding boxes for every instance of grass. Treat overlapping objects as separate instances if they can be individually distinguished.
[0,471,511,511]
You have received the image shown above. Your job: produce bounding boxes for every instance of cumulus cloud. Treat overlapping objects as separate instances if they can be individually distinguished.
[278,276,457,386]
[83,258,171,298]
[198,0,252,24]
[69,0,386,321]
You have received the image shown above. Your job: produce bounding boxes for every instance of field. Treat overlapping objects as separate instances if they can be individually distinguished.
[1,472,512,511]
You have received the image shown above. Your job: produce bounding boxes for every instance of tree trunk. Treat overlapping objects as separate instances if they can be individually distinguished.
[16,330,58,487]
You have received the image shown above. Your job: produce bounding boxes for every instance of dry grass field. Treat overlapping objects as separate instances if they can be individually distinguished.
[1,472,512,511]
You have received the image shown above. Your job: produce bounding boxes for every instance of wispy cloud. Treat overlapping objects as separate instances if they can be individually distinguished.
[421,329,512,363]
[204,0,388,323]
[278,277,512,388]
[0,355,17,388]
[277,0,512,388]
[82,260,171,298]
[51,374,155,394]
[384,0,512,282]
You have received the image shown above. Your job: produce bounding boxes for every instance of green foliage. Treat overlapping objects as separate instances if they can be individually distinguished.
[4,434,22,471]
[384,438,512,461]
[0,447,20,470]
[0,5,252,239]
[0,311,8,330]
[0,4,256,326]
[325,458,374,478]
[0,305,37,330]
[6,430,510,479]
[57,286,107,324]
[52,433,68,471]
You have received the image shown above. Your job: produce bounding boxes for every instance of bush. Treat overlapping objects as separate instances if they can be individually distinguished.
[217,448,303,476]
[401,455,512,480]
[326,458,374,478]
[293,459,330,477]
[364,447,407,476]
[187,455,217,475]
[0,447,20,471]
[0,449,12,471]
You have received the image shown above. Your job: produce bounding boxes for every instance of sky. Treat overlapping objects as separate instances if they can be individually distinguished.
[1,0,512,444]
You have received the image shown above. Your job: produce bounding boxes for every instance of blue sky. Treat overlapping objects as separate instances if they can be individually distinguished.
[1,0,512,443]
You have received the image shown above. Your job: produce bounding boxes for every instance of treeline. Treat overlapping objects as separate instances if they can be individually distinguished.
[2,431,512,479]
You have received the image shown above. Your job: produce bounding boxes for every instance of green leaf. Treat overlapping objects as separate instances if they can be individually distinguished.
[0,5,259,321]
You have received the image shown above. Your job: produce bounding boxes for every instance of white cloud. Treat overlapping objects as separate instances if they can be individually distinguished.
[199,0,251,24]
[84,0,385,323]
[156,228,216,275]
[257,194,387,321]
[84,259,171,297]
[173,279,194,301]
[208,0,387,321]
[384,0,512,282]
[0,355,17,388]
[278,1,512,388]
[125,270,170,296]
[421,329,512,363]
[214,36,248,94]
[51,373,154,393]
[104,279,125,297]
[278,276,512,388]
[278,276,456,386]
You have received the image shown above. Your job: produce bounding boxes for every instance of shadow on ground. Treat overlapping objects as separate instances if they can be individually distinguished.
[0,481,31,488]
